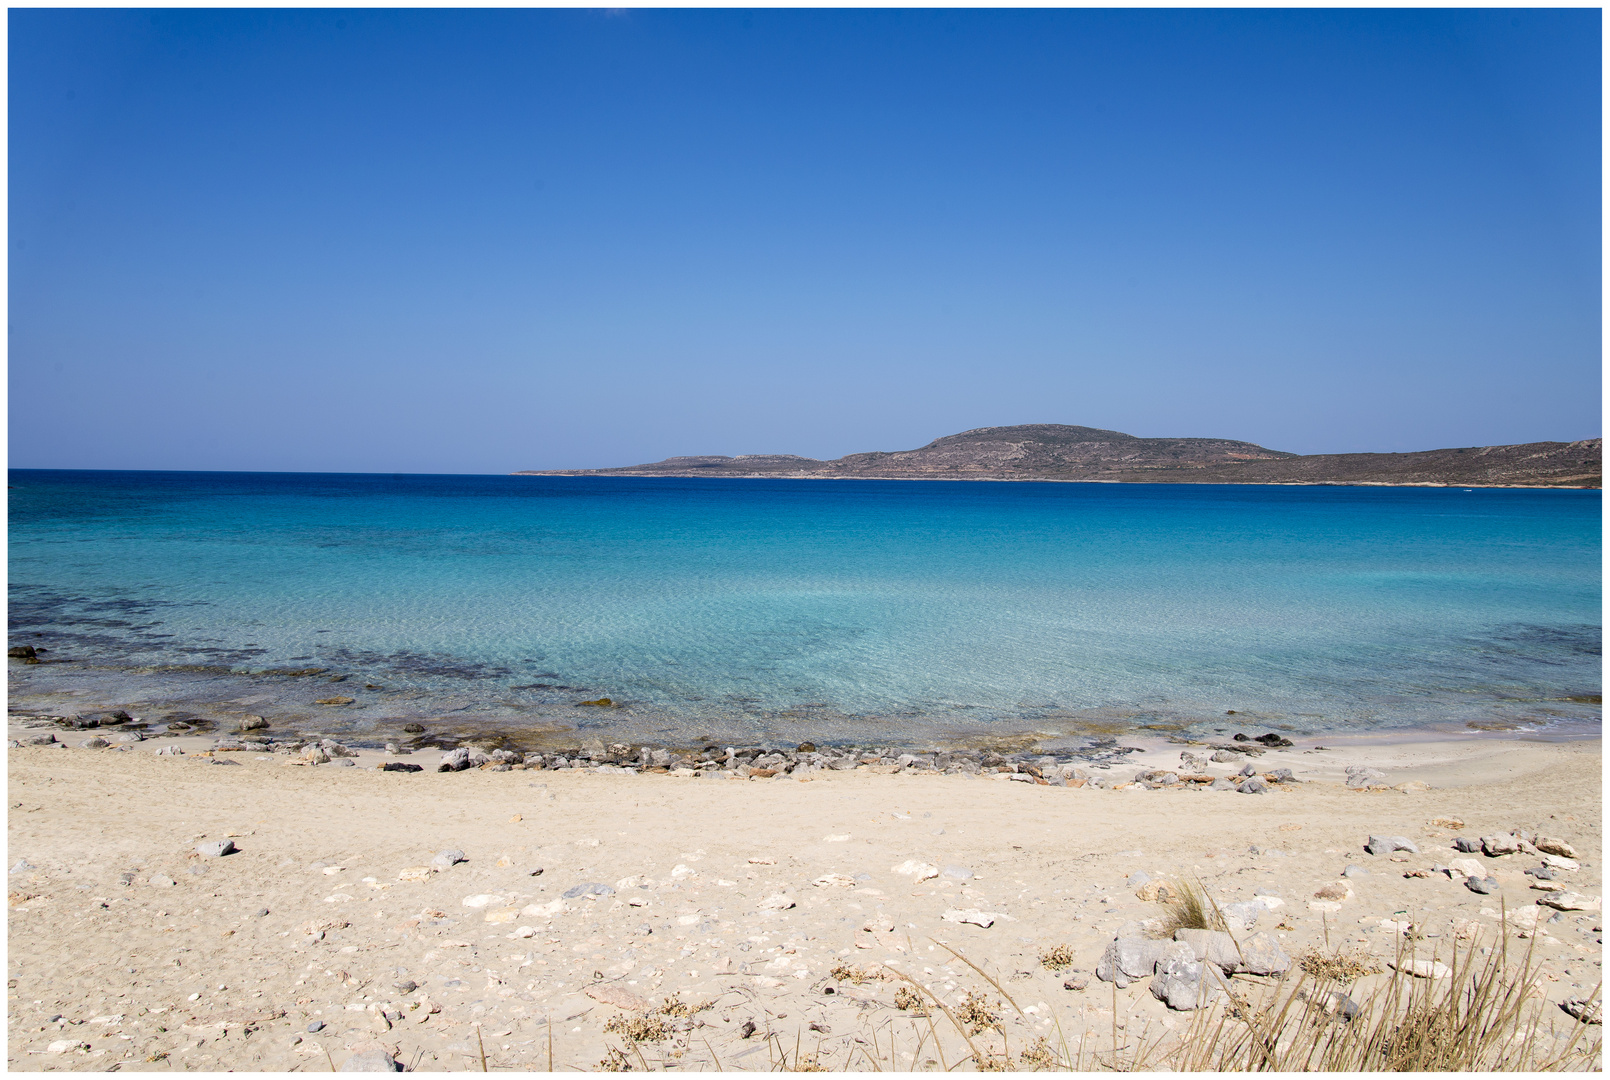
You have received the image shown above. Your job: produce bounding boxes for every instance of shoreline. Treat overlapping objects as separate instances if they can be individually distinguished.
[7,731,1599,1071]
[511,472,1600,490]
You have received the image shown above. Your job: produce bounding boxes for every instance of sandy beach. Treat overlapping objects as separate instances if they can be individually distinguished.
[5,726,1600,1072]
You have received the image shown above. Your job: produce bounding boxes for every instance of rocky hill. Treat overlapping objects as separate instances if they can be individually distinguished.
[517,424,1601,488]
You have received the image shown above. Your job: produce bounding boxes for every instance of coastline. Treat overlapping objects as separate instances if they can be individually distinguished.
[512,472,1600,490]
[8,729,1599,1071]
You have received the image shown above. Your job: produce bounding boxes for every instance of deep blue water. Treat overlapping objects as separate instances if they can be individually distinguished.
[6,470,1601,745]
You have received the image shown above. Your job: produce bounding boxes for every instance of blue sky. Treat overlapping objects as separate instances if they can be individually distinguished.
[9,9,1601,472]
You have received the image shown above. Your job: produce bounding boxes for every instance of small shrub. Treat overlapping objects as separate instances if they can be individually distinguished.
[893,986,929,1015]
[597,1046,633,1071]
[1020,1036,1059,1070]
[1157,878,1224,937]
[1038,944,1075,971]
[603,1014,673,1042]
[956,991,1002,1035]
[1297,948,1385,983]
[830,963,888,985]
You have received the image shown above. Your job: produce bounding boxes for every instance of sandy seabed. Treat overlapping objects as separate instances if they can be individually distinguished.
[6,731,1601,1072]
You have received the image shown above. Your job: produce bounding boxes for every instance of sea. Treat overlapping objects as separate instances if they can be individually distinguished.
[6,470,1601,751]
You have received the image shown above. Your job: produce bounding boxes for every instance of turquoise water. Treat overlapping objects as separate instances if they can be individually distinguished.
[6,471,1601,746]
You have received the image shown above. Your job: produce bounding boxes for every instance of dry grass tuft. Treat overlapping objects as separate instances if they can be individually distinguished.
[603,1013,674,1042]
[1038,944,1075,971]
[1297,947,1385,983]
[597,1046,633,1071]
[1158,877,1225,937]
[1018,1036,1060,1069]
[655,994,712,1018]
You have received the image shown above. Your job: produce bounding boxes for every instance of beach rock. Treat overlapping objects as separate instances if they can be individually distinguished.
[1237,932,1291,975]
[402,724,425,734]
[430,849,466,871]
[380,762,422,773]
[315,697,355,706]
[1254,733,1294,747]
[1365,835,1418,856]
[79,737,109,749]
[1342,865,1369,878]
[437,748,471,772]
[308,1021,326,1033]
[1095,937,1194,987]
[240,715,270,731]
[1126,871,1150,889]
[1173,929,1242,972]
[47,1039,88,1054]
[1208,777,1237,791]
[1150,957,1223,1010]
[196,839,237,858]
[1238,762,1257,777]
[1220,901,1264,931]
[1267,768,1296,783]
[1179,752,1206,771]
[1537,892,1601,912]
[339,1046,399,1071]
[757,893,797,911]
[1390,958,1450,980]
[24,734,57,746]
[891,860,940,882]
[1481,834,1522,857]
[1210,750,1239,764]
[1465,875,1499,894]
[1561,998,1602,1025]
[1536,837,1577,859]
[1237,777,1269,795]
[1447,857,1486,878]
[9,646,38,659]
[304,746,332,764]
[1453,837,1481,853]
[562,882,614,899]
[1542,853,1579,871]
[331,757,355,767]
[1345,767,1386,788]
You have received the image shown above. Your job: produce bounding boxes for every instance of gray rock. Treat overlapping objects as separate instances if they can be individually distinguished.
[331,757,355,767]
[1219,901,1263,931]
[308,1021,326,1033]
[1150,956,1224,1010]
[1267,768,1296,783]
[1209,750,1238,763]
[304,746,332,764]
[1481,834,1521,857]
[1237,777,1268,795]
[1173,928,1242,972]
[340,1048,398,1072]
[1561,997,1602,1025]
[240,715,270,730]
[562,882,615,899]
[24,734,57,746]
[1126,871,1151,889]
[1209,777,1237,791]
[1238,762,1257,777]
[196,839,237,858]
[79,737,109,749]
[1465,875,1498,895]
[1252,886,1280,897]
[438,747,471,772]
[1365,835,1418,856]
[430,849,466,870]
[1095,937,1194,987]
[1237,932,1291,975]
[1342,865,1369,878]
[1345,766,1386,788]
[1453,838,1481,853]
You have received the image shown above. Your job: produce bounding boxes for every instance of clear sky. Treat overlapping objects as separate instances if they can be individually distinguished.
[9,8,1601,473]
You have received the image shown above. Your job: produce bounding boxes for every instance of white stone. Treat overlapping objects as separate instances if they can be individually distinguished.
[461,894,503,909]
[940,908,999,928]
[891,860,940,881]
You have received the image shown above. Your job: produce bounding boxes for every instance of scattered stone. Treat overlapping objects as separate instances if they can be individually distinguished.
[940,908,1000,928]
[1538,892,1601,913]
[1542,854,1579,871]
[1095,937,1194,988]
[1365,835,1418,856]
[79,737,109,749]
[402,724,425,733]
[1536,837,1578,859]
[196,839,238,858]
[307,1021,326,1033]
[1448,858,1486,878]
[1465,876,1499,895]
[1237,777,1269,795]
[1341,865,1369,878]
[1210,750,1239,764]
[1389,958,1450,980]
[9,646,38,659]
[1208,778,1237,791]
[1561,997,1602,1025]
[430,850,466,872]
[1345,766,1386,788]
[24,734,57,746]
[461,894,505,909]
[891,860,940,882]
[46,1040,88,1053]
[1481,834,1521,857]
[813,873,857,888]
[1453,838,1481,853]
[1150,956,1224,1010]
[149,874,176,887]
[1063,974,1090,991]
[240,715,270,730]
[437,748,471,772]
[315,697,356,706]
[942,865,974,880]
[1173,928,1242,972]
[1392,781,1431,793]
[1219,901,1264,931]
[562,883,615,899]
[1237,932,1291,975]
[10,860,33,875]
[1267,768,1296,783]
[339,1045,399,1071]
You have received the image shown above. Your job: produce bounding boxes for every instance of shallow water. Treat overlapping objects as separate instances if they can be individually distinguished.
[7,471,1601,748]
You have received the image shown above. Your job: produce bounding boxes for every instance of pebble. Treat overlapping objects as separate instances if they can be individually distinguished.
[1453,837,1481,853]
[890,860,939,882]
[430,850,466,871]
[757,894,796,911]
[561,882,614,899]
[47,1040,88,1054]
[149,874,176,887]
[1364,835,1418,855]
[1481,834,1522,857]
[1390,958,1450,980]
[307,1021,326,1033]
[1538,892,1601,912]
[941,865,973,880]
[1465,875,1499,895]
[1341,865,1369,878]
[339,1046,397,1071]
[195,839,238,858]
[1536,836,1578,859]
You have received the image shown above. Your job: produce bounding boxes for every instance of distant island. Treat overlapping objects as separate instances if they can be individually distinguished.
[517,424,1602,488]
